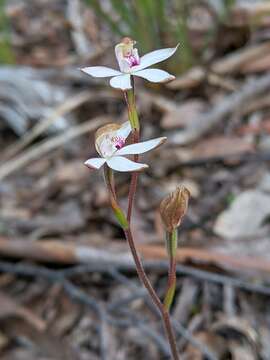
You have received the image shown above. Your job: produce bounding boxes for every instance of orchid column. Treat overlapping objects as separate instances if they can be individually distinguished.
[81,38,181,360]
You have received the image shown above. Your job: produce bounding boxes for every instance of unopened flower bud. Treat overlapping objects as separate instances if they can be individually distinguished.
[159,186,190,232]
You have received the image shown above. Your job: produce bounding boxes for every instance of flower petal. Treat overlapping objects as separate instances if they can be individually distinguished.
[81,66,121,78]
[110,74,132,90]
[134,69,175,83]
[116,121,132,141]
[107,156,148,172]
[115,137,167,156]
[84,157,106,169]
[131,44,179,71]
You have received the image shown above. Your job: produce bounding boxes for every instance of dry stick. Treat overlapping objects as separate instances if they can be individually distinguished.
[0,115,109,180]
[2,91,92,161]
[168,41,270,90]
[171,72,270,145]
[3,236,270,279]
[1,239,270,296]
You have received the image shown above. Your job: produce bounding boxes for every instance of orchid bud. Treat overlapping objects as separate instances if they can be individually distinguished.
[159,186,190,232]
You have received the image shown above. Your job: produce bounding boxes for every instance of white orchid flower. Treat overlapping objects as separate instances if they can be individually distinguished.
[81,37,179,90]
[85,121,166,172]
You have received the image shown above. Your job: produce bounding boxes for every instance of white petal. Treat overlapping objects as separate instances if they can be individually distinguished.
[132,44,179,71]
[81,66,121,78]
[110,74,132,90]
[107,156,148,172]
[134,69,175,83]
[115,137,167,156]
[84,157,106,169]
[116,121,132,141]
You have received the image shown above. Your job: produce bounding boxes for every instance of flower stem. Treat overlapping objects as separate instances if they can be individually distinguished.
[121,77,179,359]
[124,76,140,223]
[127,129,139,222]
[124,76,140,132]
[103,165,129,230]
[123,228,180,360]
[103,166,179,359]
[164,229,178,311]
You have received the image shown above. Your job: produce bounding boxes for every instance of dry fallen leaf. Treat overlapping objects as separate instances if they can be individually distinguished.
[190,136,254,160]
[184,331,228,359]
[0,292,46,332]
[161,100,207,130]
[214,190,270,239]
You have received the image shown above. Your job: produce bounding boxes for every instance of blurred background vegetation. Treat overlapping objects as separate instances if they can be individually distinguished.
[84,0,238,72]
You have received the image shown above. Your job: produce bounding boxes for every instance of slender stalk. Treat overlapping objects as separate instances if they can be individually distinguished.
[124,228,180,360]
[124,76,140,132]
[103,166,180,359]
[127,129,139,222]
[164,229,178,311]
[120,76,180,358]
[103,165,128,230]
[124,75,140,223]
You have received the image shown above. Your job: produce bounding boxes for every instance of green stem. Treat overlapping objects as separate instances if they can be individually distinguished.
[124,75,140,223]
[103,165,128,230]
[124,76,140,132]
[164,229,178,311]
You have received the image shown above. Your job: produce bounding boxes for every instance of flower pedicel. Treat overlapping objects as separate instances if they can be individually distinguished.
[81,37,178,90]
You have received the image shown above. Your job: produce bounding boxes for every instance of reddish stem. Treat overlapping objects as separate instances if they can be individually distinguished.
[122,78,179,358]
[124,228,180,360]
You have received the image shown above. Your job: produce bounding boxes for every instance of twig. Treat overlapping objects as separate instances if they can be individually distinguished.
[168,42,270,90]
[0,116,109,180]
[172,320,218,360]
[1,239,270,295]
[2,259,270,359]
[3,91,92,160]
[171,73,270,145]
[0,260,108,360]
[63,261,270,297]
[109,308,171,357]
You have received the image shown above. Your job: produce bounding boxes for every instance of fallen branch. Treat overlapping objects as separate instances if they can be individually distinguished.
[168,42,270,90]
[170,73,270,145]
[1,237,270,285]
[0,260,212,359]
[0,115,109,180]
[3,91,92,160]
